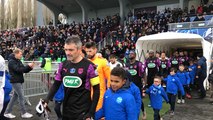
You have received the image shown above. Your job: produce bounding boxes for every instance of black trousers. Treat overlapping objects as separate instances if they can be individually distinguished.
[168,93,177,111]
[153,109,160,120]
[62,112,88,120]
[198,76,206,97]
[54,101,62,119]
[0,100,10,120]
[138,89,145,112]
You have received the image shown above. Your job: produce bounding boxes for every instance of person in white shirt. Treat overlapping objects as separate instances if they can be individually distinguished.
[109,54,123,70]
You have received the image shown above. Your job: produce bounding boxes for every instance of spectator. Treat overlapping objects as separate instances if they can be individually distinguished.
[184,15,191,22]
[197,4,203,14]
[4,49,34,119]
[209,2,213,14]
[202,4,208,14]
[194,13,205,21]
[190,5,196,15]
[201,0,209,5]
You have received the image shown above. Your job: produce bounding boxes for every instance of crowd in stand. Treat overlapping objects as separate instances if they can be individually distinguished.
[0,14,120,61]
[0,5,211,61]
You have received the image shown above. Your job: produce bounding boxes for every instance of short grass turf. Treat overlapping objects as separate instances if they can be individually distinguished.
[139,97,170,120]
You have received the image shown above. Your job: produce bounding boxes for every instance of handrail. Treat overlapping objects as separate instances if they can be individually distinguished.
[168,20,213,31]
[96,31,112,51]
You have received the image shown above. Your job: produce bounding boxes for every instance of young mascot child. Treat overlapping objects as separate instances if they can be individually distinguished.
[95,67,138,120]
[188,59,197,89]
[163,68,185,115]
[176,64,191,103]
[125,70,142,119]
[145,76,169,120]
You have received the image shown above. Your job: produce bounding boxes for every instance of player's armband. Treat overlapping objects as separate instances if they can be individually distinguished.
[90,76,100,86]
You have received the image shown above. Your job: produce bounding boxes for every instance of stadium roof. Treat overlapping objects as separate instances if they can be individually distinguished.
[38,0,160,15]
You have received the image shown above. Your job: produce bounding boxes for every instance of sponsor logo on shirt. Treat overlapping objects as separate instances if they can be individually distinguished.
[128,69,137,76]
[63,76,82,88]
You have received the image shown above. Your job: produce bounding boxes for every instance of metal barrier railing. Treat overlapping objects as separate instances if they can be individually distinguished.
[5,60,60,71]
[23,70,56,98]
[96,31,112,51]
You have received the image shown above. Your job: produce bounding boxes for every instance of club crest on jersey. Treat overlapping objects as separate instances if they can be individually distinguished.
[70,68,76,73]
[134,65,137,69]
[78,68,83,74]
[116,97,123,104]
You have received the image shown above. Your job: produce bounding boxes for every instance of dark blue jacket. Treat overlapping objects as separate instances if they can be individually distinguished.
[164,74,185,95]
[53,84,64,102]
[176,70,191,85]
[146,84,169,110]
[95,87,138,120]
[188,64,197,84]
[196,57,207,78]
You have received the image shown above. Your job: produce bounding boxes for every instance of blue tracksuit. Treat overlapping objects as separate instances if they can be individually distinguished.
[128,82,142,117]
[188,64,197,84]
[176,71,191,85]
[146,84,169,110]
[4,73,12,102]
[53,84,64,102]
[164,74,185,96]
[95,88,138,120]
